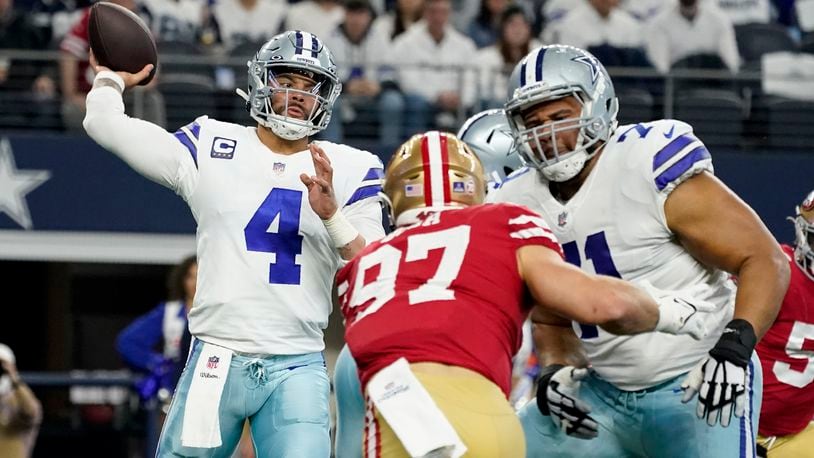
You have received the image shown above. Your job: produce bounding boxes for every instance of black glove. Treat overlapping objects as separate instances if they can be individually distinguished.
[681,319,757,427]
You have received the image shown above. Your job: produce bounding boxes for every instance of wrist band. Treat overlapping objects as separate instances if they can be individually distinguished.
[322,209,359,248]
[536,364,565,416]
[95,70,125,93]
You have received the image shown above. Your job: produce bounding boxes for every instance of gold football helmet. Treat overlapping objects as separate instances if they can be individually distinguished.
[792,189,814,279]
[383,131,486,227]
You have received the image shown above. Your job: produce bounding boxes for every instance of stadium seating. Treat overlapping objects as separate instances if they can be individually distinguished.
[674,89,744,149]
[156,74,217,131]
[616,88,654,126]
[767,97,814,149]
[735,23,797,66]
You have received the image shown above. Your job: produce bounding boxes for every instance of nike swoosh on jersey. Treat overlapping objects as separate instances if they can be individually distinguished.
[664,125,676,139]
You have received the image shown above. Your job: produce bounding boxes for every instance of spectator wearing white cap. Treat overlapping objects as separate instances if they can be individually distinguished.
[0,343,41,458]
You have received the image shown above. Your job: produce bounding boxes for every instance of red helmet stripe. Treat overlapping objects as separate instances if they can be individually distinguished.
[420,131,449,207]
[439,133,451,204]
[421,134,433,207]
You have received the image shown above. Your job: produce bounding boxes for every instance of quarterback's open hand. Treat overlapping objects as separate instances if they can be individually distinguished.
[639,281,717,340]
[300,142,338,220]
[537,365,598,440]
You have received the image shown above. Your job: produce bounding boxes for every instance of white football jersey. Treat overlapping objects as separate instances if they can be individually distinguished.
[139,0,203,44]
[491,119,735,390]
[84,81,385,356]
[170,117,385,355]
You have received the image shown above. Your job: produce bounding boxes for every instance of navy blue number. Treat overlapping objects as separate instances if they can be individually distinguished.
[244,188,304,285]
[561,231,621,339]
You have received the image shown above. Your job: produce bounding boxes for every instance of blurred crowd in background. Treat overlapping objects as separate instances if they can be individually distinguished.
[1,0,813,150]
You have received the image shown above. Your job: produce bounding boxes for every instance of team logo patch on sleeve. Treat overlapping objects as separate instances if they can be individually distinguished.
[211,137,237,159]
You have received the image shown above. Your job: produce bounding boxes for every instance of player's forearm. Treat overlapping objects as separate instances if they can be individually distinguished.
[530,322,588,368]
[338,234,367,261]
[83,72,190,189]
[590,277,660,335]
[733,250,789,338]
[335,200,386,260]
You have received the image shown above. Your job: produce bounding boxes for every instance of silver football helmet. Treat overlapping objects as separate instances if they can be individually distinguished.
[505,45,619,182]
[457,109,523,189]
[237,30,341,140]
[791,190,814,280]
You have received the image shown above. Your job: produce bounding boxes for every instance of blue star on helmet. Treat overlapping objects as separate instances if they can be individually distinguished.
[571,55,601,85]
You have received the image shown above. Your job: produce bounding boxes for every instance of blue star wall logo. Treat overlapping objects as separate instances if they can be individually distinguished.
[571,55,601,85]
[0,138,50,229]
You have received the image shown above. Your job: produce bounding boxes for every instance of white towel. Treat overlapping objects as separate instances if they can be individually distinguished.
[367,358,467,458]
[180,342,233,448]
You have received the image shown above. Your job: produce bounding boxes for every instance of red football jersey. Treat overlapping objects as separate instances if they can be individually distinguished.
[338,203,562,397]
[756,244,814,436]
[59,8,93,94]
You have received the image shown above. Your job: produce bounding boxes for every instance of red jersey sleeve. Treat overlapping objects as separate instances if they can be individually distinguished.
[60,9,91,59]
[496,203,563,258]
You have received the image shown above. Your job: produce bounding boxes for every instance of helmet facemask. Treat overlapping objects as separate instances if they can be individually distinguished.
[792,197,814,280]
[245,63,339,140]
[509,90,610,183]
[504,45,619,183]
[237,31,342,141]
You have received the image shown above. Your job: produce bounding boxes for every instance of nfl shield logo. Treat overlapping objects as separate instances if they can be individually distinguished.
[452,181,465,193]
[558,211,568,227]
[273,162,286,176]
[207,356,220,369]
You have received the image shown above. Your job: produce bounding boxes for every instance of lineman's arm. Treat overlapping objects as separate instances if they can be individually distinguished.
[82,57,196,193]
[664,172,789,338]
[519,245,660,335]
[529,307,588,368]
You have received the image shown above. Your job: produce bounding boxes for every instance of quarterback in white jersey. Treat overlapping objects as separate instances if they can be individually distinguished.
[494,45,789,457]
[84,31,385,456]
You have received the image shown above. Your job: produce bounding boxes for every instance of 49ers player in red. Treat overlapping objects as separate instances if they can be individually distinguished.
[756,190,814,457]
[336,131,718,457]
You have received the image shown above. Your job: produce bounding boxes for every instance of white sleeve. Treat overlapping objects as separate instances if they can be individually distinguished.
[82,72,199,200]
[344,197,386,245]
[339,151,385,245]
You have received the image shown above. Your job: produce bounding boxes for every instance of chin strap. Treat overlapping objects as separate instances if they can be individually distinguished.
[236,87,250,102]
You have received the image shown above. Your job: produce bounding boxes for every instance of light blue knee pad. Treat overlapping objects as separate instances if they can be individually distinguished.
[156,340,330,458]
[334,345,365,458]
[520,353,763,458]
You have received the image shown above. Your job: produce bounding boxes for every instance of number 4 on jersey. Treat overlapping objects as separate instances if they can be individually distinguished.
[244,188,304,285]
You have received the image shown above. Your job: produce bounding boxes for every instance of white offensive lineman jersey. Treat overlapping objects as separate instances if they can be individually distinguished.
[84,83,385,355]
[491,119,736,390]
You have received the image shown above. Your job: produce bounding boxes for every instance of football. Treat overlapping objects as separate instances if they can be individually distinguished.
[88,2,158,85]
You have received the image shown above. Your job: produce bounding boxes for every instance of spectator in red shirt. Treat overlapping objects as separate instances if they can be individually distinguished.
[59,0,164,131]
